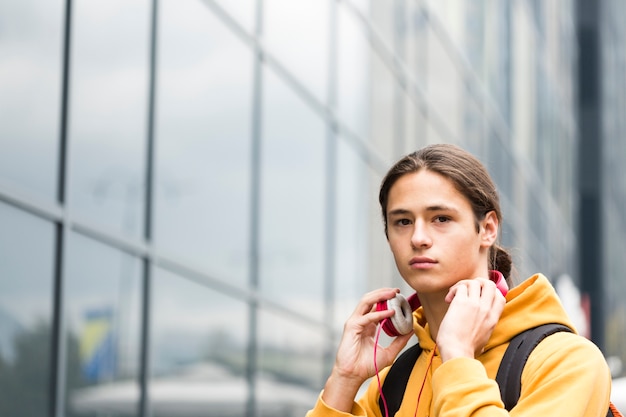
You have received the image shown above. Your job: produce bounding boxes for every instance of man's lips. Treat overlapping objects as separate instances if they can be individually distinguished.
[409,257,437,268]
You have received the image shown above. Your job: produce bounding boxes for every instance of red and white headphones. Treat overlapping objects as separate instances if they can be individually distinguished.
[375,270,508,337]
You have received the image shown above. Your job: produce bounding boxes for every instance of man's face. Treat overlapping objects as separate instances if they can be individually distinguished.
[385,169,495,296]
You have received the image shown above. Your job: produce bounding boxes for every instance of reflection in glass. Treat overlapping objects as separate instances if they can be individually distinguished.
[256,309,323,417]
[150,268,248,416]
[0,0,63,200]
[64,233,142,417]
[260,68,326,319]
[154,0,253,287]
[264,0,329,101]
[0,202,55,416]
[68,0,150,239]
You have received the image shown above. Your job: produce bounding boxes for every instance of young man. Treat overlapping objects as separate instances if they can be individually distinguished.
[307,144,611,416]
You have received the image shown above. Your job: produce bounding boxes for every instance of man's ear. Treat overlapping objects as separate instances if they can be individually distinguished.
[479,211,499,248]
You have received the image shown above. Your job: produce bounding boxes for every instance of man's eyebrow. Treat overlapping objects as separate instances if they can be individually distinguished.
[387,205,460,216]
[425,204,459,213]
[387,208,412,217]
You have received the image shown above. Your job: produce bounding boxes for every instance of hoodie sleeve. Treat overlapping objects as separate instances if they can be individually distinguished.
[304,369,388,417]
[304,392,368,417]
[431,331,611,417]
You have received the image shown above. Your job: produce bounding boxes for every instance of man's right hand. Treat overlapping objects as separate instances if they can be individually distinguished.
[321,288,413,412]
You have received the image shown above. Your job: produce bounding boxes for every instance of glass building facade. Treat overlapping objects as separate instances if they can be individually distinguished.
[600,0,626,374]
[0,1,622,416]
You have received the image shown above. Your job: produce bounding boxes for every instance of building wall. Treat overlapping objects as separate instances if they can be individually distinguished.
[0,1,606,416]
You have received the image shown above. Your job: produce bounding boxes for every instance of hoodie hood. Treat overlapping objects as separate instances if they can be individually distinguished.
[413,273,576,352]
[490,273,577,347]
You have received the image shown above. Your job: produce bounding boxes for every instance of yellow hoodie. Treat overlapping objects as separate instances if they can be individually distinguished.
[307,274,612,417]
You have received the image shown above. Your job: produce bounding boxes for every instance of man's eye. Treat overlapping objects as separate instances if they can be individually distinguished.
[396,219,411,226]
[435,216,450,223]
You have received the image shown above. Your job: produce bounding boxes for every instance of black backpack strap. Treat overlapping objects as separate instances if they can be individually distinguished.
[379,343,422,416]
[495,323,572,410]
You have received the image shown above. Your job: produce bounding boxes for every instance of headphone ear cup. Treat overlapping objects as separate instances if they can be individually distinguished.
[380,294,414,337]
[489,270,509,296]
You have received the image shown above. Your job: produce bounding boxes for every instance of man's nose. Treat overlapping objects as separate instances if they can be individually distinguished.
[411,221,432,249]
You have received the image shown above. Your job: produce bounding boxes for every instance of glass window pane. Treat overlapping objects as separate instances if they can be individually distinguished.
[150,268,248,416]
[64,233,143,417]
[347,0,369,16]
[370,1,395,54]
[215,0,256,33]
[68,0,151,239]
[337,5,371,141]
[461,88,487,157]
[264,0,329,101]
[370,53,396,162]
[333,139,369,329]
[260,68,326,319]
[426,29,463,143]
[0,202,55,416]
[405,4,428,84]
[154,0,253,287]
[403,94,428,152]
[257,310,323,416]
[0,1,63,200]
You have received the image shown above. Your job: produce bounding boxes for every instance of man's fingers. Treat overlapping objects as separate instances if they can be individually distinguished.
[354,288,400,315]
